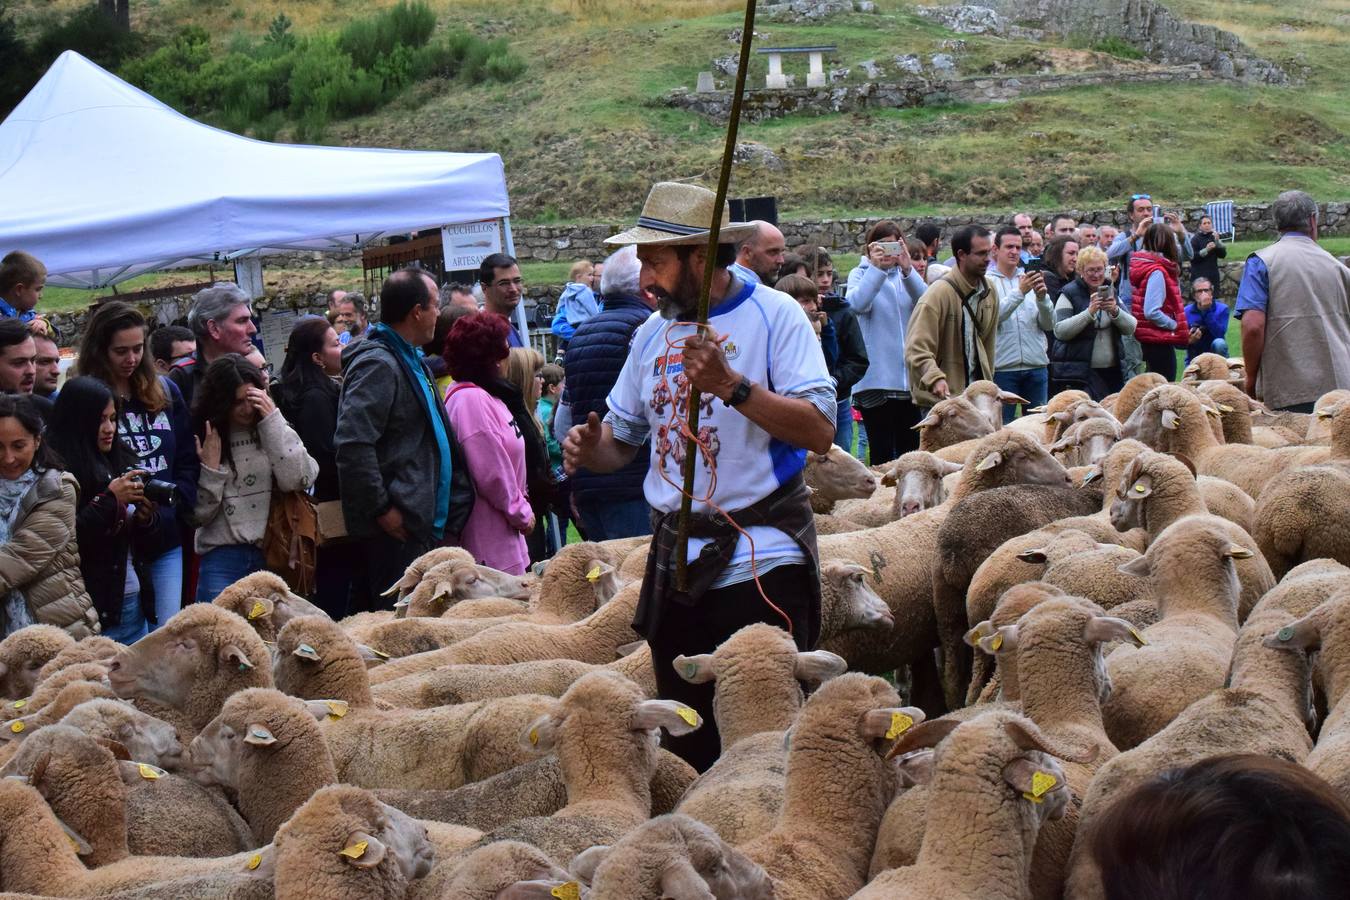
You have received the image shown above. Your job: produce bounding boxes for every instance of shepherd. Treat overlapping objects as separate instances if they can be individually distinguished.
[562,181,836,772]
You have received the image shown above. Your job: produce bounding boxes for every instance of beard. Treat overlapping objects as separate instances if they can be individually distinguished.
[654,258,704,321]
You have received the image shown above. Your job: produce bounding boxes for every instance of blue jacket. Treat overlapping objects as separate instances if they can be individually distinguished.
[551,283,601,341]
[560,294,653,503]
[1184,300,1231,360]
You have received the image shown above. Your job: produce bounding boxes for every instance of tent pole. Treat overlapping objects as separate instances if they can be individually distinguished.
[502,217,531,342]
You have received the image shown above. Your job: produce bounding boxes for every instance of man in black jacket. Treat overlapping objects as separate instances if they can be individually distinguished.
[801,248,868,450]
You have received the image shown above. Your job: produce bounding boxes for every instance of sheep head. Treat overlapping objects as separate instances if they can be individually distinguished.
[805,445,878,504]
[445,841,572,900]
[914,396,995,451]
[108,604,272,729]
[573,814,773,900]
[273,615,371,705]
[1182,352,1231,382]
[1108,450,1199,533]
[1117,518,1251,622]
[882,451,963,518]
[56,698,183,771]
[187,688,329,791]
[1113,373,1166,424]
[0,626,75,700]
[36,637,121,685]
[382,546,476,599]
[821,561,895,633]
[962,379,1029,431]
[959,430,1072,495]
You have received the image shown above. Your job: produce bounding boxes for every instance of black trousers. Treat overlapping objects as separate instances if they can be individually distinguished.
[1140,342,1178,382]
[858,397,922,465]
[349,530,434,614]
[646,564,818,773]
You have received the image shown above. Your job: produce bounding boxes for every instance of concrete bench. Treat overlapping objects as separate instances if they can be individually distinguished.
[756,45,837,88]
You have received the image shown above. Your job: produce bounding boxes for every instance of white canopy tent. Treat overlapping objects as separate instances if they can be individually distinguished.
[0,51,513,289]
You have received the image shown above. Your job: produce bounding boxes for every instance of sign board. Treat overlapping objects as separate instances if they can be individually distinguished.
[441,220,502,271]
[259,310,300,373]
[234,257,265,300]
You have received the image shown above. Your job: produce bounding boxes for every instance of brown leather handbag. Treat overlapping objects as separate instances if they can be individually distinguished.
[264,486,318,596]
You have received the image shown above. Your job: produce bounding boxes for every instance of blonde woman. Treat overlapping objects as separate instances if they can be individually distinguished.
[1050,244,1137,400]
[504,347,556,561]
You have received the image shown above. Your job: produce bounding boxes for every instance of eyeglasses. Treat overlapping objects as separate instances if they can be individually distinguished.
[492,278,524,290]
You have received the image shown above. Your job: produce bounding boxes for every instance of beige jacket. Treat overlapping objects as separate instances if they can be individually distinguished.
[904,266,1000,408]
[0,470,100,638]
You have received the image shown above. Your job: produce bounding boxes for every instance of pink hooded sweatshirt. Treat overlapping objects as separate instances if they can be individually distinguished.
[444,383,531,575]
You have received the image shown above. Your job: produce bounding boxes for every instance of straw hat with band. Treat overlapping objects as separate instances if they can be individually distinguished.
[606,182,758,247]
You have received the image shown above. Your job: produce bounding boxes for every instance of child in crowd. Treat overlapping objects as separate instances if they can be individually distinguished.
[550,260,600,349]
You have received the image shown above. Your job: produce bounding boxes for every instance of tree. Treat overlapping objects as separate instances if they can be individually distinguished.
[98,0,130,30]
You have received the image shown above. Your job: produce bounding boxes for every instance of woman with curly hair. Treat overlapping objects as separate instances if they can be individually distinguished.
[191,355,317,602]
[442,313,534,574]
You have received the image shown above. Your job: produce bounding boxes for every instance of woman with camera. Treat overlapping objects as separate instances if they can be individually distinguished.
[192,355,317,603]
[1051,245,1138,401]
[46,377,159,642]
[75,302,198,629]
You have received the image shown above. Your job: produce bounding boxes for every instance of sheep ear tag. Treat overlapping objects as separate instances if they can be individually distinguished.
[586,566,603,583]
[9,720,23,733]
[247,853,262,871]
[529,728,540,746]
[136,763,165,780]
[56,816,93,856]
[991,633,1004,652]
[675,706,699,727]
[325,700,349,721]
[1277,626,1295,642]
[551,882,581,900]
[248,601,266,620]
[1126,625,1148,646]
[885,712,915,740]
[1023,771,1058,804]
[339,841,369,859]
[294,643,321,662]
[10,699,25,710]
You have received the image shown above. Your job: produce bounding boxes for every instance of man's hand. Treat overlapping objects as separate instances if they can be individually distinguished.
[1133,217,1150,241]
[376,506,409,542]
[1165,213,1185,237]
[682,332,740,402]
[563,412,604,476]
[933,379,950,400]
[1188,329,1203,345]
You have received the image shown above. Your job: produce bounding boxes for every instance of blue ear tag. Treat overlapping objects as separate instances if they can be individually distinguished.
[1277,626,1295,642]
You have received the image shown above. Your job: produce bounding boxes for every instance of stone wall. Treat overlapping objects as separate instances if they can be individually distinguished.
[981,0,1286,84]
[507,201,1350,264]
[666,65,1208,123]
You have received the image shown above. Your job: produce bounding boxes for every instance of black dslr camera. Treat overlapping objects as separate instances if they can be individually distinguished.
[124,468,177,507]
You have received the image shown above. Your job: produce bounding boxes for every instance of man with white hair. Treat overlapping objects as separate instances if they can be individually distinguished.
[1238,190,1350,412]
[730,220,787,285]
[170,283,258,408]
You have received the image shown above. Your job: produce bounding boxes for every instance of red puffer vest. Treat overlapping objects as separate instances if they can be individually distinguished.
[1129,251,1190,347]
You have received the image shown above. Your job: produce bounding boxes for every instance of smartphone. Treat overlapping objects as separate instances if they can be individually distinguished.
[1024,258,1045,273]
[877,240,903,257]
[1096,284,1113,300]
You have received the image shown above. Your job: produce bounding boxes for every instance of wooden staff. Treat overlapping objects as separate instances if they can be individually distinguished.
[674,0,758,591]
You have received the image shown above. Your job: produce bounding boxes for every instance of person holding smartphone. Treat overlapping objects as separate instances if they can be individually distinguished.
[845,221,928,464]
[988,227,1054,422]
[1107,195,1193,308]
[1051,246,1137,400]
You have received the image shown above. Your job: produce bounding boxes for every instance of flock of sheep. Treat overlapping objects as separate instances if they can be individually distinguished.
[0,347,1347,898]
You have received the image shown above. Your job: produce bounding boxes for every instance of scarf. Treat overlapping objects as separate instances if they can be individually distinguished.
[0,470,38,636]
[369,323,453,539]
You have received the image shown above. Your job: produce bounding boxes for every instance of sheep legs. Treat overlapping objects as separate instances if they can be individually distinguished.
[932,571,973,711]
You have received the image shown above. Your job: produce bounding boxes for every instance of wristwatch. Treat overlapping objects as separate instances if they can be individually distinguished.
[725,376,753,408]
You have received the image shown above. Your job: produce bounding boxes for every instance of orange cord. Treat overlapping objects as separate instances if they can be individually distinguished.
[655,321,795,634]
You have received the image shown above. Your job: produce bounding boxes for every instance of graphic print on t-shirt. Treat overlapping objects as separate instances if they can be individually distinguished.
[119,410,172,474]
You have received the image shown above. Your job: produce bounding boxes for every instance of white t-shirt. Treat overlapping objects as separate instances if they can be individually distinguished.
[606,278,835,587]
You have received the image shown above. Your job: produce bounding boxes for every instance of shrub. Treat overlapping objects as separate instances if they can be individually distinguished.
[338,0,436,71]
[1092,36,1145,60]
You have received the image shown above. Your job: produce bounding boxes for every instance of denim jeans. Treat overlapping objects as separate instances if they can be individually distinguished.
[195,544,266,604]
[1186,337,1229,362]
[834,397,854,453]
[575,498,653,543]
[147,546,183,630]
[103,592,148,645]
[855,419,869,463]
[992,368,1050,424]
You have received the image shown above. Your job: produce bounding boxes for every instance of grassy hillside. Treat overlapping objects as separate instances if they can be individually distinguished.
[10,0,1350,222]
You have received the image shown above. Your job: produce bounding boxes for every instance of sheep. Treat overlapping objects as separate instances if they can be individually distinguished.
[737,674,926,900]
[269,615,554,790]
[271,784,435,900]
[1099,517,1253,749]
[431,841,573,900]
[571,814,774,900]
[1048,416,1121,468]
[962,379,1030,431]
[915,395,995,452]
[425,671,702,875]
[107,604,272,739]
[1112,372,1166,424]
[860,710,1094,900]
[0,777,273,897]
[1109,450,1275,618]
[1305,389,1350,443]
[1045,399,1117,446]
[972,598,1143,900]
[2,660,111,724]
[834,451,962,528]
[673,624,849,844]
[1261,593,1350,806]
[404,561,533,619]
[0,625,75,699]
[379,545,477,599]
[931,439,1100,707]
[34,635,121,684]
[1,678,119,742]
[56,698,184,770]
[1006,388,1090,446]
[210,570,329,639]
[4,723,255,866]
[1181,351,1232,382]
[1192,379,1289,448]
[1064,605,1316,900]
[804,443,879,515]
[368,581,646,684]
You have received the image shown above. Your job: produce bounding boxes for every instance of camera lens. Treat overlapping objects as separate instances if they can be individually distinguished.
[143,479,177,507]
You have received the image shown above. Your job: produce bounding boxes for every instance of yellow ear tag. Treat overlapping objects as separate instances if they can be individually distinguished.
[1127,625,1149,646]
[247,853,262,871]
[248,601,265,620]
[991,633,1004,652]
[137,763,163,780]
[529,728,540,746]
[885,711,915,740]
[586,566,602,583]
[339,841,369,859]
[551,882,581,900]
[10,720,23,733]
[1133,484,1146,493]
[11,699,24,710]
[325,700,349,721]
[675,706,699,727]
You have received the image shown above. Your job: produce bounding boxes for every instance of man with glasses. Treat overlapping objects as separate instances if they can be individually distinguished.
[1183,278,1230,362]
[478,253,526,347]
[150,326,197,375]
[1108,194,1193,309]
